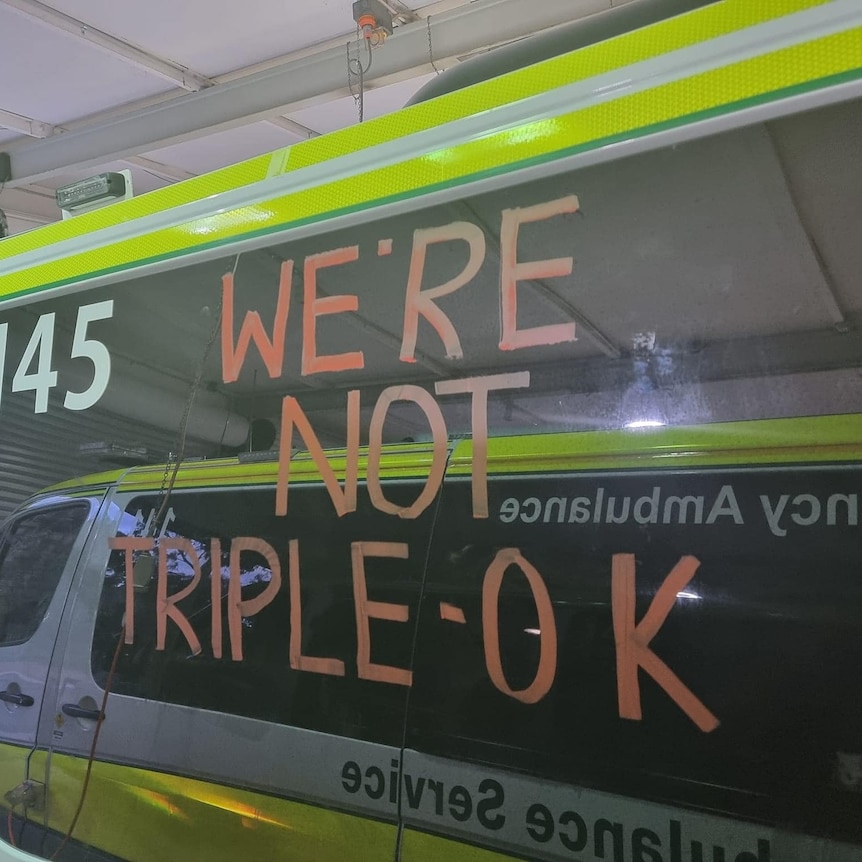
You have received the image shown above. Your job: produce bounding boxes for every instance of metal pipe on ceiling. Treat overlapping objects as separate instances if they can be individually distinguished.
[3,0,643,186]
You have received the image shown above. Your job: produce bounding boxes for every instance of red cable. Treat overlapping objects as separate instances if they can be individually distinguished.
[6,808,15,848]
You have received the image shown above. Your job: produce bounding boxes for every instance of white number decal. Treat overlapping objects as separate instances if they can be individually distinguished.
[0,301,114,414]
[64,300,114,411]
[12,313,58,414]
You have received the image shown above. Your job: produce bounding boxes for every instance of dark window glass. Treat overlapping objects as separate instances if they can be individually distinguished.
[0,502,88,646]
[92,483,433,746]
[408,468,862,842]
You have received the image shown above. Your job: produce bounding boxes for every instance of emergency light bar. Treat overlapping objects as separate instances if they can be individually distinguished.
[56,170,133,218]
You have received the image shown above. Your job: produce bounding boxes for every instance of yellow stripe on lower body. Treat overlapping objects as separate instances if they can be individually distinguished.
[0,741,30,814]
[29,751,394,862]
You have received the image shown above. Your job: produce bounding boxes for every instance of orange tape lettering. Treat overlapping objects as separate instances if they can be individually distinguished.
[439,602,466,624]
[367,385,447,518]
[351,541,412,686]
[400,222,486,362]
[482,548,556,704]
[288,539,345,676]
[277,389,360,516]
[228,538,282,662]
[210,538,223,659]
[302,246,364,375]
[109,536,154,645]
[612,554,719,732]
[157,538,203,655]
[221,261,292,383]
[499,196,578,351]
[436,371,530,518]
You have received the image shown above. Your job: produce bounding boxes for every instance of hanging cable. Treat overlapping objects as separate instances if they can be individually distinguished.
[152,253,237,534]
[347,42,361,123]
[0,180,8,239]
[50,622,124,860]
[6,808,15,848]
[50,253,240,859]
[358,50,365,124]
[426,15,441,75]
[347,33,373,124]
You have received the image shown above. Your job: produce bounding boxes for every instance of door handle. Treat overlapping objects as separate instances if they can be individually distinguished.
[61,703,104,721]
[0,690,34,707]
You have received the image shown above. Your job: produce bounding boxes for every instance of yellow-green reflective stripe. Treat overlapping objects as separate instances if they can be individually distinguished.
[284,0,834,177]
[0,0,830,267]
[3,6,856,301]
[29,750,394,862]
[40,414,862,497]
[5,34,858,301]
[450,414,862,476]
[0,743,29,813]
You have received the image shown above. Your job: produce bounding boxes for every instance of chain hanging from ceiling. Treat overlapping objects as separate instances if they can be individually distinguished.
[346,33,373,124]
[427,15,441,75]
[346,0,393,124]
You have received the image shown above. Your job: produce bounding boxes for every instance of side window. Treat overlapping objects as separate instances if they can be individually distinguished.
[92,483,434,746]
[0,502,89,646]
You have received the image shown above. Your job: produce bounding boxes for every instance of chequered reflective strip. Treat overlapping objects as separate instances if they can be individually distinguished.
[0,1,852,302]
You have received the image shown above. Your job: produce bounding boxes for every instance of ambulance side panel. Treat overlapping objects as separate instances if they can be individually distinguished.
[401,466,862,861]
[37,480,437,862]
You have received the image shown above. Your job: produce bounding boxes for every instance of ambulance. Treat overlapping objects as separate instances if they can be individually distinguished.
[0,1,860,860]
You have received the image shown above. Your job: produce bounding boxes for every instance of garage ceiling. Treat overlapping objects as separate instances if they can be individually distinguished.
[0,0,619,236]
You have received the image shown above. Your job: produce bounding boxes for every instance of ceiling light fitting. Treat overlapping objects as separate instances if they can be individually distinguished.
[352,0,393,40]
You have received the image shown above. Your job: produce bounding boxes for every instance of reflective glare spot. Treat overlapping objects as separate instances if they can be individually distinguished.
[625,420,666,429]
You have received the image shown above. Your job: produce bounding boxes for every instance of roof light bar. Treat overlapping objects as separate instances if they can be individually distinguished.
[56,170,133,217]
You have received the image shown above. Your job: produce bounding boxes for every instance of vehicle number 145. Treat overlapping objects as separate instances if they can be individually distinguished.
[0,300,114,414]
